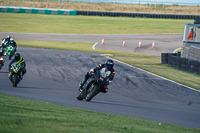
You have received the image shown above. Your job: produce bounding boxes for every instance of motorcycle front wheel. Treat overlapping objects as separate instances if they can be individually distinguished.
[86,84,99,102]
[12,74,19,87]
[76,90,84,101]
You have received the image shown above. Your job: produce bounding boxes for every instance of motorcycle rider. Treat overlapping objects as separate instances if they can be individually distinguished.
[2,35,11,46]
[79,59,115,93]
[8,38,17,52]
[1,35,11,55]
[8,53,26,80]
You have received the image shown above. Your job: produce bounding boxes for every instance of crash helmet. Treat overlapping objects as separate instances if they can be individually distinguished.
[7,35,11,40]
[15,53,21,61]
[10,38,14,42]
[105,59,114,70]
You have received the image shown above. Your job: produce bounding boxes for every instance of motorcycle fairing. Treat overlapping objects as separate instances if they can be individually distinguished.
[11,62,21,73]
[100,68,111,78]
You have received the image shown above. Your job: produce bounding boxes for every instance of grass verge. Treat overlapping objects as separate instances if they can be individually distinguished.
[0,13,193,34]
[1,93,199,133]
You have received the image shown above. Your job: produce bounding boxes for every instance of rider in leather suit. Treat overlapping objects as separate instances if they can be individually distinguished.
[79,59,115,93]
[8,38,17,52]
[2,35,11,46]
[8,53,26,80]
[1,36,11,55]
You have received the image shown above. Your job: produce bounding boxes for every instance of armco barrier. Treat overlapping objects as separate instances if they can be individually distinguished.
[0,6,77,15]
[1,7,199,19]
[161,53,200,75]
[77,10,200,19]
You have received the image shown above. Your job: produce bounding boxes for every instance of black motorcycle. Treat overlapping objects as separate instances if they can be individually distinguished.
[0,55,5,70]
[9,62,22,87]
[1,39,8,56]
[0,39,6,56]
[77,69,110,102]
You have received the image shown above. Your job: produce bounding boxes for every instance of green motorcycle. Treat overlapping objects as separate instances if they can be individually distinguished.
[7,45,15,60]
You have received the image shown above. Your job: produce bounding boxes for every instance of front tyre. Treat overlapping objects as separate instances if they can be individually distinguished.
[76,90,84,101]
[12,74,19,87]
[86,85,99,102]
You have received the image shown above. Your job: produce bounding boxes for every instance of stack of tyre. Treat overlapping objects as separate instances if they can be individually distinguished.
[161,53,200,75]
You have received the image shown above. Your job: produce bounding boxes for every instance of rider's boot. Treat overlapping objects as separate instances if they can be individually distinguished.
[79,80,87,98]
[8,72,12,80]
[3,51,6,56]
[79,81,84,91]
[101,86,108,93]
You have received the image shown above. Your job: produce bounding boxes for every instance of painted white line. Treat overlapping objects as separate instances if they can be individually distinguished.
[101,54,200,93]
[128,75,163,80]
[93,42,98,50]
[173,47,182,53]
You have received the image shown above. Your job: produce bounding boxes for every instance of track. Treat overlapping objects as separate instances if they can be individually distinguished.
[0,32,183,55]
[0,47,200,128]
[0,33,200,128]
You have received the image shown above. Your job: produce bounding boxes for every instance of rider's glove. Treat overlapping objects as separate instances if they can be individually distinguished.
[89,68,94,74]
[109,80,113,84]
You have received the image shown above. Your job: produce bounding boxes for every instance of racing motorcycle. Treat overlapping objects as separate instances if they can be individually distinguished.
[0,39,7,56]
[7,45,15,60]
[0,55,5,70]
[9,62,22,87]
[77,69,110,102]
[1,38,9,46]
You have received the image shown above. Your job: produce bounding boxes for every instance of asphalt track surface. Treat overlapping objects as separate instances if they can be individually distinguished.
[0,33,200,129]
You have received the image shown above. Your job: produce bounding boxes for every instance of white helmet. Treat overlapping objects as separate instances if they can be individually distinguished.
[10,38,14,42]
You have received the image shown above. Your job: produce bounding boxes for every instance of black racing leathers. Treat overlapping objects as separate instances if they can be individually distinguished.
[2,38,10,47]
[93,64,115,81]
[80,63,115,90]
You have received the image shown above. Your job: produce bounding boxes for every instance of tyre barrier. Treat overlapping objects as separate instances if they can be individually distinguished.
[161,53,169,64]
[1,7,199,19]
[77,10,200,20]
[0,6,77,15]
[161,53,200,75]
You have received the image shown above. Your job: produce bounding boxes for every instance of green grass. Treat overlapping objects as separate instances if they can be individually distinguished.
[1,93,199,133]
[0,13,193,34]
[18,40,95,52]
